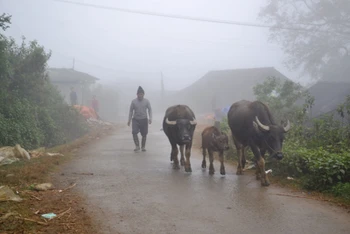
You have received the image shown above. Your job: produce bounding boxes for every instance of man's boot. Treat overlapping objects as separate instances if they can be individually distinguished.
[133,134,140,152]
[141,136,147,152]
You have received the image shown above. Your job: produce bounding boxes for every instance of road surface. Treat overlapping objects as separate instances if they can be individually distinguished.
[59,123,350,234]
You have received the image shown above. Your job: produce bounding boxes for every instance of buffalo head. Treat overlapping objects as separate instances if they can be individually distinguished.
[166,118,197,143]
[212,132,230,151]
[253,116,290,160]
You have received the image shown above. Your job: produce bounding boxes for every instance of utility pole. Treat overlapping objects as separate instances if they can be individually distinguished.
[72,58,75,70]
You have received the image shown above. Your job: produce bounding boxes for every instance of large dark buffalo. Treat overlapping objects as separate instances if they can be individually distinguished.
[201,126,229,175]
[227,100,290,186]
[163,105,197,172]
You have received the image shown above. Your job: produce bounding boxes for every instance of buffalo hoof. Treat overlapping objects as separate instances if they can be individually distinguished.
[173,164,180,170]
[185,167,192,173]
[170,155,173,162]
[180,159,185,166]
[220,168,226,175]
[236,169,243,175]
[201,160,206,169]
[261,179,270,187]
[209,169,214,175]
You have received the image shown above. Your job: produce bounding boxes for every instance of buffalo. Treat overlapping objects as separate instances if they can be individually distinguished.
[227,100,290,186]
[201,126,229,175]
[163,105,197,172]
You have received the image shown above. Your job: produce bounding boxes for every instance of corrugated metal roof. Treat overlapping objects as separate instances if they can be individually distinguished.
[47,68,99,84]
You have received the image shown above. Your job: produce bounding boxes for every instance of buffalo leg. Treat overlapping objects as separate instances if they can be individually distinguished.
[255,148,266,180]
[219,150,225,175]
[201,147,207,169]
[180,145,185,166]
[233,137,243,175]
[208,149,215,175]
[242,147,247,169]
[255,158,261,180]
[184,143,192,172]
[250,144,269,186]
[171,143,180,170]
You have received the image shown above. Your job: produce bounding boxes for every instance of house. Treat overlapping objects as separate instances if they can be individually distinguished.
[48,68,99,105]
[166,67,290,114]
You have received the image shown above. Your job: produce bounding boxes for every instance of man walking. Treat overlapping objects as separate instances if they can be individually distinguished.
[127,86,152,152]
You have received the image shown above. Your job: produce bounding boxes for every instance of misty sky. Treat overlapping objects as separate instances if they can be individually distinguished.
[1,0,308,90]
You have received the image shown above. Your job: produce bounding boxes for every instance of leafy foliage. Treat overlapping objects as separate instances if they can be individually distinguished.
[330,183,350,202]
[0,13,11,31]
[259,0,350,80]
[253,77,350,192]
[253,76,311,123]
[0,17,88,149]
[267,145,350,190]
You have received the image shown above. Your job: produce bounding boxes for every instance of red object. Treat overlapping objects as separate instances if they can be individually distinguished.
[74,105,98,120]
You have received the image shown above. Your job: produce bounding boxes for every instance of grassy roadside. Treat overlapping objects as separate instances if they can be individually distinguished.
[0,124,116,234]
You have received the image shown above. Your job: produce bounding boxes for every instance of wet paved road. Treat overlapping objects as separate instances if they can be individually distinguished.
[60,123,350,234]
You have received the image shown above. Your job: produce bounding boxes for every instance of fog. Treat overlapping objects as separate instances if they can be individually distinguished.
[0,0,314,121]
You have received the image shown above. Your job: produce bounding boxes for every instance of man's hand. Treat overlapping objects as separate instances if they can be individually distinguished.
[148,119,152,124]
[127,121,131,126]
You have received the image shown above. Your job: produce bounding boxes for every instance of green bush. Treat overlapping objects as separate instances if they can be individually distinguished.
[219,117,230,134]
[266,143,350,190]
[330,183,350,201]
[0,18,88,149]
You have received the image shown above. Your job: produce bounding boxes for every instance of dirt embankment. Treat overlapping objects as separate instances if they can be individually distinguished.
[0,124,117,234]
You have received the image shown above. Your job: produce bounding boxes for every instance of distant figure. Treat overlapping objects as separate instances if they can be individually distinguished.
[91,95,99,113]
[70,87,78,106]
[127,86,152,152]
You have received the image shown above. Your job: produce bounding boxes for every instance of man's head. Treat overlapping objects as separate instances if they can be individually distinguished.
[137,86,145,100]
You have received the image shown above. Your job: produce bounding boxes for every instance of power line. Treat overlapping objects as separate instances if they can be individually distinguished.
[53,0,346,36]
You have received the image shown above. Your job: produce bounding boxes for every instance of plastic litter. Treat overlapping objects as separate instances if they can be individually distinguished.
[287,176,295,180]
[34,183,54,191]
[265,169,273,174]
[41,213,57,219]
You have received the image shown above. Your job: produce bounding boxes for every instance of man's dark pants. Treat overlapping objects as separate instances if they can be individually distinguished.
[132,118,148,150]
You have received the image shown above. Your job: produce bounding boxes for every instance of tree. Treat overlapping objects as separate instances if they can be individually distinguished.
[259,0,350,80]
[0,13,11,31]
[0,15,88,149]
[253,77,312,123]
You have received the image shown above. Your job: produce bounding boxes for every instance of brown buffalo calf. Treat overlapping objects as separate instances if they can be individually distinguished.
[201,126,229,175]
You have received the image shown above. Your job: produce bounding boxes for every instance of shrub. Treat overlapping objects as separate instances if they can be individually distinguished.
[330,183,350,201]
[266,145,350,191]
[0,20,88,149]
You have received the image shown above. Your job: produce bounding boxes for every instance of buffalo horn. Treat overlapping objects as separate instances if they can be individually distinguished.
[165,118,177,125]
[283,119,291,132]
[255,116,270,131]
[190,119,197,125]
